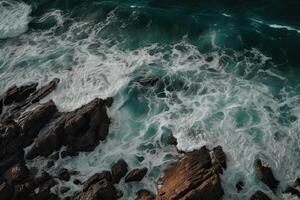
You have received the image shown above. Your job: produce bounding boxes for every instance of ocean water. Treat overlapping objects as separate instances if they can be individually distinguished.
[1,0,300,199]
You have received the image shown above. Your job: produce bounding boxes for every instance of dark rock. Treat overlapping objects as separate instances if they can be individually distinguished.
[60,186,70,194]
[254,159,279,191]
[136,190,155,200]
[3,162,29,184]
[111,159,128,184]
[155,146,224,200]
[169,135,178,146]
[283,186,300,198]
[46,160,55,169]
[125,167,148,183]
[74,171,120,200]
[18,100,57,147]
[0,181,14,200]
[250,191,271,200]
[0,98,3,115]
[73,179,82,185]
[29,78,60,104]
[27,98,112,159]
[212,145,226,169]
[236,181,244,192]
[4,83,37,105]
[48,152,59,160]
[58,168,71,181]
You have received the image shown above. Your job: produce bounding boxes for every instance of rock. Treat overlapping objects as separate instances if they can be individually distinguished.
[169,135,178,146]
[0,98,3,115]
[3,162,29,184]
[73,179,82,185]
[60,186,70,194]
[58,168,71,181]
[136,190,155,200]
[283,186,300,198]
[111,159,128,184]
[250,191,271,200]
[0,181,14,200]
[29,78,60,104]
[27,98,112,159]
[4,83,37,105]
[74,171,120,200]
[236,181,244,192]
[46,160,55,169]
[155,146,224,200]
[18,100,57,147]
[125,167,148,183]
[254,159,279,191]
[212,146,226,169]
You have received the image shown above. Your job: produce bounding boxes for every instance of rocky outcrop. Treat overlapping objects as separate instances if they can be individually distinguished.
[136,190,155,200]
[0,179,14,200]
[155,146,225,200]
[283,177,300,198]
[111,159,128,184]
[4,83,37,105]
[73,171,121,200]
[27,98,112,159]
[254,159,279,191]
[125,167,148,183]
[250,191,271,200]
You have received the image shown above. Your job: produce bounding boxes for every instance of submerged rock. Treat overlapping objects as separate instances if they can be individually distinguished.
[250,191,271,200]
[155,146,224,200]
[111,159,128,184]
[125,167,148,183]
[254,159,279,191]
[136,189,155,200]
[236,181,244,192]
[58,168,71,182]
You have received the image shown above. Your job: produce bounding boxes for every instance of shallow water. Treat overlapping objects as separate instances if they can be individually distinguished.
[1,0,300,199]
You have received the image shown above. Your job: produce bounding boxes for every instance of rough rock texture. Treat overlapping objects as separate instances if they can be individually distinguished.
[136,190,155,200]
[254,159,279,191]
[58,168,71,182]
[4,83,37,105]
[155,146,225,200]
[250,191,271,200]
[212,146,226,169]
[73,171,121,200]
[111,159,128,184]
[125,167,148,183]
[27,98,112,159]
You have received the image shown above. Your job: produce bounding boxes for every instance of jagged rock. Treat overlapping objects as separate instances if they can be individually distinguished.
[0,180,14,200]
[58,168,71,181]
[125,167,148,183]
[155,146,224,200]
[27,98,112,159]
[136,190,155,200]
[111,159,128,184]
[283,186,300,198]
[18,100,57,147]
[250,191,271,200]
[74,171,120,200]
[60,186,70,194]
[254,159,279,191]
[212,146,226,169]
[46,160,55,169]
[4,83,38,105]
[3,162,29,184]
[29,78,60,104]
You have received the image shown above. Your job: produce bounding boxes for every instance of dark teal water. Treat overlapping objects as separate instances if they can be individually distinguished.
[0,0,300,199]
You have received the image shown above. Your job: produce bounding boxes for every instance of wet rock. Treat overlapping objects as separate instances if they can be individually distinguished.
[125,167,148,183]
[236,181,244,192]
[212,145,226,169]
[29,78,60,104]
[111,159,128,184]
[74,171,120,200]
[46,160,55,169]
[136,190,155,200]
[0,180,14,200]
[58,168,71,181]
[155,146,224,200]
[169,135,178,146]
[60,186,70,194]
[254,159,279,191]
[4,83,37,105]
[0,98,3,115]
[283,186,300,198]
[250,191,271,200]
[3,162,29,184]
[18,100,57,147]
[27,98,112,159]
[73,179,82,185]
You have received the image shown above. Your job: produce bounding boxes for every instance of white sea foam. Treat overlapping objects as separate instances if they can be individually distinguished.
[0,0,31,39]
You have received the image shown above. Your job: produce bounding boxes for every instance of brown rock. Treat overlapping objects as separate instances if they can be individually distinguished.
[156,146,224,200]
[212,146,226,169]
[111,159,128,184]
[250,191,271,200]
[136,190,155,200]
[254,159,279,191]
[125,167,148,183]
[4,83,37,105]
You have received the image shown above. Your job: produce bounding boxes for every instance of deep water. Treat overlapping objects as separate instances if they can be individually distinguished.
[1,0,300,199]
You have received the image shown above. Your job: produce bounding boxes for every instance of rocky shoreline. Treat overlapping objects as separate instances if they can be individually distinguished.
[0,79,299,200]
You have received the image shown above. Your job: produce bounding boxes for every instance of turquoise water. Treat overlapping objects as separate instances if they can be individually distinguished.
[1,0,300,199]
